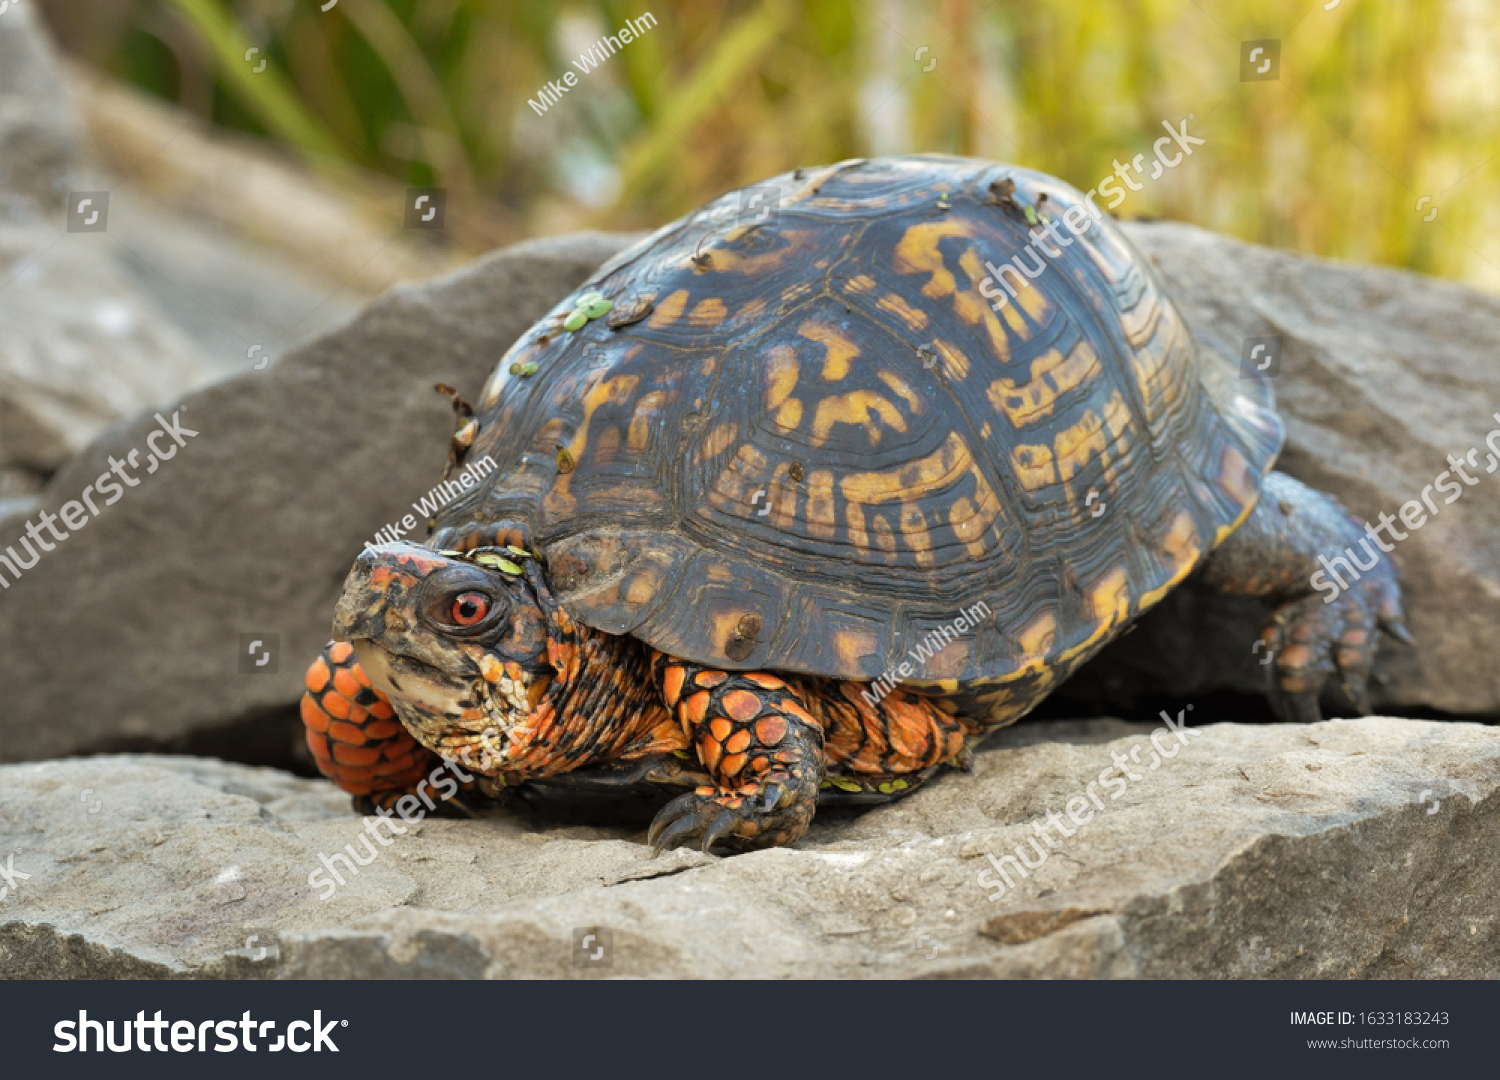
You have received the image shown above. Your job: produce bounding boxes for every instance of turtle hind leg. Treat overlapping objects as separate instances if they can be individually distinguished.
[1198,471,1411,723]
[816,682,972,804]
[648,654,825,853]
[301,641,483,816]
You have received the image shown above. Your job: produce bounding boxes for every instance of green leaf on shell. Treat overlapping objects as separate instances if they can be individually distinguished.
[563,309,588,332]
[583,299,614,319]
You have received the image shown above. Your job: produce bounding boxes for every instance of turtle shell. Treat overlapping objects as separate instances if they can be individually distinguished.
[430,155,1282,699]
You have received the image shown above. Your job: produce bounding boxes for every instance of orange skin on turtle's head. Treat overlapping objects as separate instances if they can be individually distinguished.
[332,542,556,779]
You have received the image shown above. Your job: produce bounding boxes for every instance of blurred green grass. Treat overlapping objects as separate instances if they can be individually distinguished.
[39,0,1500,291]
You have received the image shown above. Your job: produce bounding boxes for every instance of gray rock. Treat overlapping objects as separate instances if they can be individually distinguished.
[1071,223,1500,716]
[0,5,214,504]
[0,232,634,762]
[1,717,1494,978]
[0,1,75,213]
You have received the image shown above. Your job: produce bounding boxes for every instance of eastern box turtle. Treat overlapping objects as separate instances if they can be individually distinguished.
[302,156,1408,852]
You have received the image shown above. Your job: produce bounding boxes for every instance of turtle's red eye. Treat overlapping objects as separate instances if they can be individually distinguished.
[450,592,489,626]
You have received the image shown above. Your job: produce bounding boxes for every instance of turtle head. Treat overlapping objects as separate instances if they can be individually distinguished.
[332,541,555,770]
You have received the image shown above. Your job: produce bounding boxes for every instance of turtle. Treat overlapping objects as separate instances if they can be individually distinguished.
[302,155,1409,853]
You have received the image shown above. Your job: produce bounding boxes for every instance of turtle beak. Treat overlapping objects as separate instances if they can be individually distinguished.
[332,586,386,642]
[331,548,390,641]
[331,542,438,642]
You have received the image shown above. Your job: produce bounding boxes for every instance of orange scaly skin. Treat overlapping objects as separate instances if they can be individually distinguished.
[303,542,971,850]
[649,657,825,850]
[302,641,441,808]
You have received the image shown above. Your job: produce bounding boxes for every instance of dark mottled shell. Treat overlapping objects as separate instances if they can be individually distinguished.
[431,155,1282,700]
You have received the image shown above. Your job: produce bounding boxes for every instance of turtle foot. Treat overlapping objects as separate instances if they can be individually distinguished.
[301,641,447,804]
[1262,548,1409,724]
[648,776,817,854]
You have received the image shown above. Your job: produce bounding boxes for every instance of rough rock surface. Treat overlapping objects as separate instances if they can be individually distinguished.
[4,213,1500,763]
[0,231,632,763]
[0,5,213,510]
[1,717,1494,979]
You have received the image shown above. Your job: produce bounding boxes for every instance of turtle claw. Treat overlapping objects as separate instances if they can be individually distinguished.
[647,780,813,855]
[1380,614,1415,646]
[702,809,740,852]
[1262,552,1404,722]
[649,796,707,855]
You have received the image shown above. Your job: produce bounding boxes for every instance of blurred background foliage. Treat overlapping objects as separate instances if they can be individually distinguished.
[35,0,1500,291]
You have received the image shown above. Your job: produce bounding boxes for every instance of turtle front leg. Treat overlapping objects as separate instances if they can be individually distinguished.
[649,655,825,853]
[1198,471,1411,722]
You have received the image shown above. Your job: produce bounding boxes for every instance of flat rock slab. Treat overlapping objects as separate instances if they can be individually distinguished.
[1,717,1495,979]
